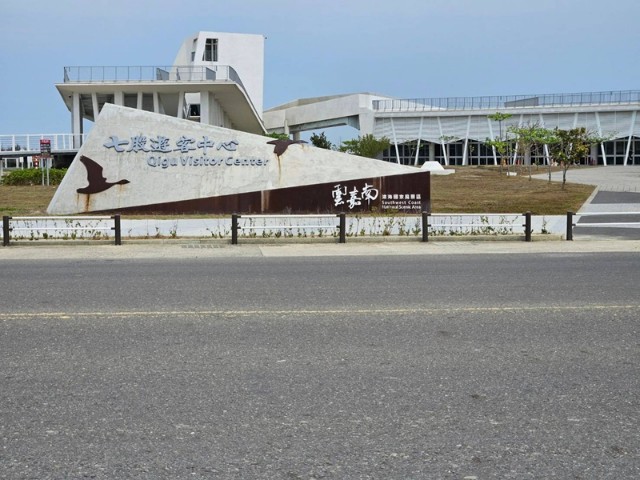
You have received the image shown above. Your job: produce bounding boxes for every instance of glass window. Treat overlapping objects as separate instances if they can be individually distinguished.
[203,39,218,62]
[604,142,614,155]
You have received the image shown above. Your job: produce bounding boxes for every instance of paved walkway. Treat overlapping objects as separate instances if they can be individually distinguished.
[1,238,640,260]
[532,165,640,193]
[532,166,640,239]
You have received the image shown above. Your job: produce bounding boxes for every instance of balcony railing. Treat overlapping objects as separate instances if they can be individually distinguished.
[63,65,245,90]
[0,134,86,154]
[373,90,640,112]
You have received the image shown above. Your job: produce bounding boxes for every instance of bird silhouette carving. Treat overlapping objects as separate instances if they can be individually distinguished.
[76,155,130,194]
[267,138,307,157]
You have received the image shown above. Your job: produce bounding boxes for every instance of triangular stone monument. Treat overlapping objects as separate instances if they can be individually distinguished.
[48,104,430,214]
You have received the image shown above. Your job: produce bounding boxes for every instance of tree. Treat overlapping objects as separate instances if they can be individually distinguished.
[309,132,334,150]
[487,112,513,139]
[267,132,290,140]
[548,127,602,189]
[339,134,390,159]
[508,123,556,181]
[484,137,513,175]
[439,135,458,166]
[487,112,513,174]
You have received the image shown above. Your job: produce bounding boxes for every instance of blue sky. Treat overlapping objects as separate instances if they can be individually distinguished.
[2,0,639,144]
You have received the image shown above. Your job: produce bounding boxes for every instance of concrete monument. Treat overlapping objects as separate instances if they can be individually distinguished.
[48,104,430,214]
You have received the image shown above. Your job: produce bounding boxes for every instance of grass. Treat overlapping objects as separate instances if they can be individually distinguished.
[0,166,595,217]
[0,185,58,216]
[431,166,595,214]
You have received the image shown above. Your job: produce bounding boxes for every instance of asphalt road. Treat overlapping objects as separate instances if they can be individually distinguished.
[1,254,639,479]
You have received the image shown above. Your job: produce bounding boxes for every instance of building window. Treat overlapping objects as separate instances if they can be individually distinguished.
[189,104,200,117]
[203,38,218,62]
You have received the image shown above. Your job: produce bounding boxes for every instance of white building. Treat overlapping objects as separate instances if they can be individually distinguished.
[55,32,266,149]
[264,92,640,167]
[52,32,640,167]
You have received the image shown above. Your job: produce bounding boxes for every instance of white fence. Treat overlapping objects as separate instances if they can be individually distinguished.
[0,134,85,154]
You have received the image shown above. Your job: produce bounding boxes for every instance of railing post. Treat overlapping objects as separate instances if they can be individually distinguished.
[112,214,122,246]
[566,212,574,241]
[338,213,346,244]
[422,211,430,242]
[524,211,532,242]
[3,216,11,246]
[231,214,239,245]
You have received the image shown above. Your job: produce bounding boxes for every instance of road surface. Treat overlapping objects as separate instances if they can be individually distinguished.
[1,253,639,479]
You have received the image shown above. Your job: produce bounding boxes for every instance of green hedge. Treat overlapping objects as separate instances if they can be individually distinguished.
[1,168,67,186]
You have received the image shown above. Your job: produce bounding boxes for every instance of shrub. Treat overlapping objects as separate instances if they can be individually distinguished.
[2,168,67,186]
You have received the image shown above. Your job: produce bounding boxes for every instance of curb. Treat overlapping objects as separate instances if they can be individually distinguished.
[1,233,563,248]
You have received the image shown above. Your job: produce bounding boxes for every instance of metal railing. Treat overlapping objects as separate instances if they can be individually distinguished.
[231,214,347,245]
[231,213,537,244]
[2,215,122,246]
[1,213,544,246]
[0,134,85,154]
[63,65,245,90]
[423,212,533,242]
[566,211,640,240]
[373,90,640,112]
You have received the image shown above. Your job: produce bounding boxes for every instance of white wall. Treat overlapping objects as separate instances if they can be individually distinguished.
[175,32,264,116]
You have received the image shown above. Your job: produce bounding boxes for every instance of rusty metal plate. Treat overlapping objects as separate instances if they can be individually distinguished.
[108,171,431,215]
